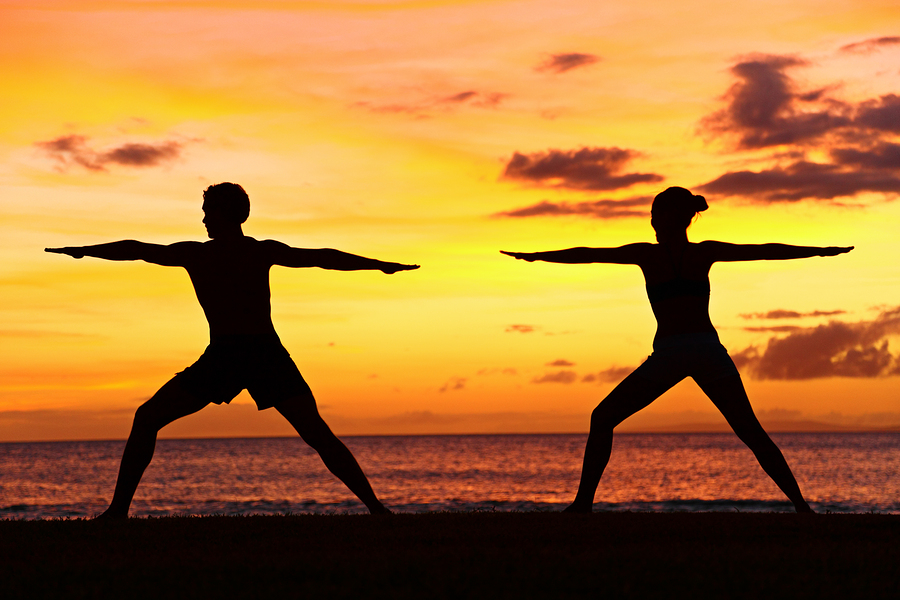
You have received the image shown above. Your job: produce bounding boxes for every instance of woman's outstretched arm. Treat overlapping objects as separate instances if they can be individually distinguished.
[501,243,650,265]
[701,241,853,262]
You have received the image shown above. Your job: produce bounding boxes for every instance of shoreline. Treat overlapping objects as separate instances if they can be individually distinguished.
[2,512,897,598]
[4,429,900,444]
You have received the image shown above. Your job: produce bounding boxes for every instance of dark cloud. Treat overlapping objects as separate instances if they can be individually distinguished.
[853,95,900,134]
[502,147,663,191]
[839,36,900,54]
[734,306,900,379]
[698,159,900,201]
[582,365,634,383]
[700,55,851,149]
[438,376,467,393]
[506,324,536,333]
[532,370,578,384]
[536,53,601,73]
[831,141,900,169]
[36,135,183,172]
[740,309,847,319]
[493,195,651,219]
[698,54,900,204]
[546,359,575,367]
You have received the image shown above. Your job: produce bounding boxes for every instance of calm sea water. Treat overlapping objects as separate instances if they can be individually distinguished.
[1,433,897,519]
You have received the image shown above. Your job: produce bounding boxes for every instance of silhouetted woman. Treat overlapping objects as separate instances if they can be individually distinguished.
[502,186,852,513]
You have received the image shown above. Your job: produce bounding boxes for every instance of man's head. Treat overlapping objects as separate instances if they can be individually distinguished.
[202,183,250,239]
[202,182,250,224]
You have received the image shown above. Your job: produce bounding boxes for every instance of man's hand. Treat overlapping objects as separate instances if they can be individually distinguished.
[820,246,854,256]
[45,247,84,259]
[380,263,420,274]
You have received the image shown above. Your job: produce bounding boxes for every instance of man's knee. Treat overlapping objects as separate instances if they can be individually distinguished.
[132,401,165,433]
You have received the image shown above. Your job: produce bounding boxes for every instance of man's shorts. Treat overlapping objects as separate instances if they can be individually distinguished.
[632,332,741,388]
[175,334,312,410]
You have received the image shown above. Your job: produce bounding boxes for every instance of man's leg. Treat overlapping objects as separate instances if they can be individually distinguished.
[698,374,813,513]
[275,391,390,514]
[97,378,209,518]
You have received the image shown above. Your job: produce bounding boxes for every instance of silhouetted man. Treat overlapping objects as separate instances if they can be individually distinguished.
[46,182,418,517]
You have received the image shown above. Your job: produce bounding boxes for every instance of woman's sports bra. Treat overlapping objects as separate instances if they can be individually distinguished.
[646,277,710,303]
[645,245,710,303]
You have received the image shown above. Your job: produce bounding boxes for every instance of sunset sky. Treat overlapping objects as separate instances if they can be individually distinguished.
[2,0,899,441]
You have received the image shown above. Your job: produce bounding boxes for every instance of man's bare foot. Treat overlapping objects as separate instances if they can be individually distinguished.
[94,508,128,520]
[368,503,393,515]
[562,502,592,513]
[795,502,815,514]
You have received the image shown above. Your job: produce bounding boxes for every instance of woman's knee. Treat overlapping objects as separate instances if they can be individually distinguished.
[590,405,618,433]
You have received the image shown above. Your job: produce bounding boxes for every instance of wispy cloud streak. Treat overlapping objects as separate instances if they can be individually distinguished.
[536,53,600,73]
[494,195,651,219]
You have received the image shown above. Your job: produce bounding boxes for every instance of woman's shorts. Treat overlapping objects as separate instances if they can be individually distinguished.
[632,332,741,388]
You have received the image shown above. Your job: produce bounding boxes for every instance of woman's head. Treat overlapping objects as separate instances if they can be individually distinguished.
[651,187,708,239]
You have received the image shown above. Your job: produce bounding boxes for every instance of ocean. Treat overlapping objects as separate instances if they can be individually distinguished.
[1,433,897,518]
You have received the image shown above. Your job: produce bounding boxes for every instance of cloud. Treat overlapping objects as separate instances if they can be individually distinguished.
[438,376,467,393]
[698,53,900,204]
[502,147,663,191]
[439,90,508,107]
[697,160,900,201]
[536,53,600,73]
[839,36,900,54]
[853,95,900,134]
[476,367,518,376]
[531,370,578,384]
[734,306,900,379]
[35,135,184,172]
[505,324,536,333]
[700,55,851,149]
[546,359,575,367]
[582,365,634,383]
[740,309,847,319]
[493,195,651,219]
[831,141,900,169]
[356,90,508,115]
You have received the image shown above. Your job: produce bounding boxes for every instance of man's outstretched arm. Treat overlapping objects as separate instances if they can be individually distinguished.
[45,240,199,267]
[265,241,419,274]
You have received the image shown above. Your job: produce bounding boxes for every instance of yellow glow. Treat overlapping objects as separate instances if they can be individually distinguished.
[2,0,899,441]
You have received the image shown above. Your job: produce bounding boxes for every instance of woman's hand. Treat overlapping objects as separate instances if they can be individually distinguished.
[500,251,537,262]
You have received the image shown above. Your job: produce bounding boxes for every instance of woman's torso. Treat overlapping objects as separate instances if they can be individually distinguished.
[639,242,716,340]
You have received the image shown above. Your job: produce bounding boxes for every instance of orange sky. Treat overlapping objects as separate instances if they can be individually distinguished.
[2,0,899,441]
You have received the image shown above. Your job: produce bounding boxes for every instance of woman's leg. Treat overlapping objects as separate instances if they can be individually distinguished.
[565,370,676,512]
[697,374,813,513]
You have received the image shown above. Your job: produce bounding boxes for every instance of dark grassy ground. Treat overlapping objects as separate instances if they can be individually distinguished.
[1,512,896,599]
